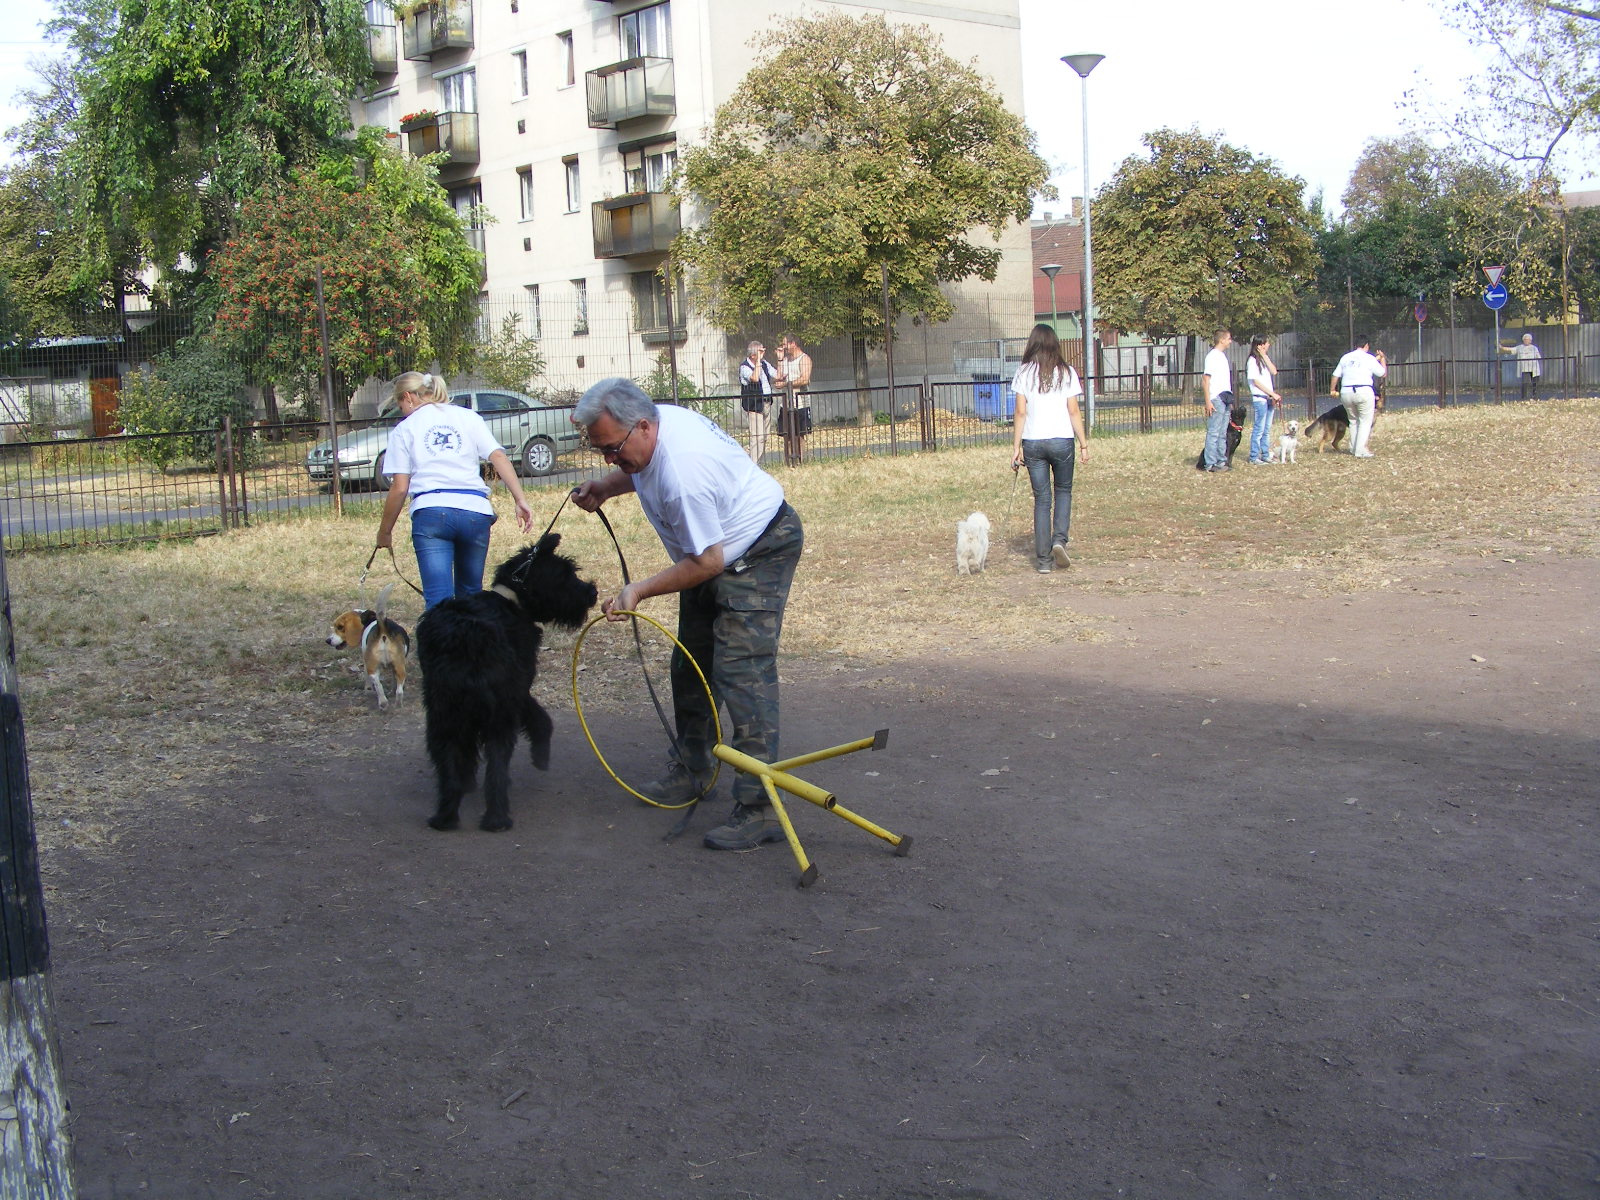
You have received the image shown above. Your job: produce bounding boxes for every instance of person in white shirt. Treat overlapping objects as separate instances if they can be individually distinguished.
[1009,323,1089,572]
[1499,333,1542,400]
[571,379,805,852]
[1201,329,1235,471]
[1245,335,1283,465]
[375,372,535,608]
[738,340,778,463]
[1329,334,1388,458]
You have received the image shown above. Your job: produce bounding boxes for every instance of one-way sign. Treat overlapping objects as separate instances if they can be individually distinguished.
[1484,282,1509,310]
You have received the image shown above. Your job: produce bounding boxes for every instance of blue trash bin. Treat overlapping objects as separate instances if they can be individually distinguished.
[973,380,1014,421]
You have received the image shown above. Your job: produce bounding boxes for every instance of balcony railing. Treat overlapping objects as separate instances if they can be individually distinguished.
[368,23,397,74]
[592,191,680,259]
[403,111,480,166]
[400,0,473,61]
[585,56,675,128]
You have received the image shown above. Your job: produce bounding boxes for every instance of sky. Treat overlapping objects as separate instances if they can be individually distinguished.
[1,0,1596,205]
[1016,0,1599,217]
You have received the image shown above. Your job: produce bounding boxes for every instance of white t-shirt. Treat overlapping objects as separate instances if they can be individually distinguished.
[1203,347,1233,400]
[1333,348,1387,390]
[385,401,498,517]
[1246,357,1275,400]
[1011,362,1082,441]
[633,404,785,563]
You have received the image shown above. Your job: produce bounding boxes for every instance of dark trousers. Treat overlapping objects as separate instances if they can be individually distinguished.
[670,504,804,806]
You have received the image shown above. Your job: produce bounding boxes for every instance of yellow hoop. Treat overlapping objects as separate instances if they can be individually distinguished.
[570,610,722,808]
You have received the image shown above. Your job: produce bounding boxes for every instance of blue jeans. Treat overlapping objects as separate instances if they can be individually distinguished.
[1203,391,1233,469]
[1249,397,1273,462]
[1023,438,1076,568]
[411,506,495,609]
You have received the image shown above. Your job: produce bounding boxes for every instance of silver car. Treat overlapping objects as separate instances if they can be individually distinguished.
[305,390,581,487]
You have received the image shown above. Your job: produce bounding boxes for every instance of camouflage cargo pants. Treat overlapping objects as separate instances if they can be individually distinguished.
[669,503,803,806]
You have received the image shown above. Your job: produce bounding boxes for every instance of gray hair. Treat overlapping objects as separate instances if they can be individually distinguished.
[574,377,658,429]
[746,340,764,354]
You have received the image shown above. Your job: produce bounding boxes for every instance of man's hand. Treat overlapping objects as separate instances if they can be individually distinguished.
[602,580,645,622]
[571,480,604,512]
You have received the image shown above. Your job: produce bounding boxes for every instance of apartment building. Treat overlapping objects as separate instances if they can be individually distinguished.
[356,0,1034,398]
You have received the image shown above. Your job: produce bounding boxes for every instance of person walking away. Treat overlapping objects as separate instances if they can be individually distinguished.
[1500,333,1542,400]
[1246,335,1282,465]
[375,371,535,609]
[774,333,813,466]
[1010,323,1089,573]
[738,340,777,463]
[1201,329,1234,472]
[1330,334,1387,458]
[570,379,805,852]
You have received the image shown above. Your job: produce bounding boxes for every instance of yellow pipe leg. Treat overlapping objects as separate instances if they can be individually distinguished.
[712,744,836,809]
[819,799,913,856]
[769,729,889,773]
[762,775,818,888]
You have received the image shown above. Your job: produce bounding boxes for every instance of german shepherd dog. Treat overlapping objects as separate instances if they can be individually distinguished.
[1305,386,1386,454]
[415,533,598,832]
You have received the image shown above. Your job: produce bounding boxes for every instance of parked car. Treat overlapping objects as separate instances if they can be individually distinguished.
[305,390,581,488]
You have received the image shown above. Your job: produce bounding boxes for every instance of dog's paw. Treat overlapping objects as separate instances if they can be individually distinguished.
[427,814,461,832]
[479,814,513,833]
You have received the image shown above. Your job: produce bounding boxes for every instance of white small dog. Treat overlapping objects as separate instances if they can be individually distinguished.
[955,511,990,575]
[1275,419,1299,465]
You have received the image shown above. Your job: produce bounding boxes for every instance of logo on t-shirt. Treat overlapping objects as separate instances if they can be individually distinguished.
[424,426,465,456]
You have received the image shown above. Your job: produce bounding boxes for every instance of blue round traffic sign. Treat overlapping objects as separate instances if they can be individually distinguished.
[1483,283,1508,310]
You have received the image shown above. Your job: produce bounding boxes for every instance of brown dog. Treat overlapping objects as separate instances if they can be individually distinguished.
[327,585,411,708]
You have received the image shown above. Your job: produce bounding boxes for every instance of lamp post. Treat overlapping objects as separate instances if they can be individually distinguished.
[1062,53,1104,429]
[1039,263,1062,334]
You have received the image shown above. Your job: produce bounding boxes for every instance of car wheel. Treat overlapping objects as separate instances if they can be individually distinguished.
[521,436,557,476]
[374,452,393,491]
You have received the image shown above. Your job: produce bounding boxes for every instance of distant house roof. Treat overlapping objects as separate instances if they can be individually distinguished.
[1563,189,1600,210]
[1030,217,1084,314]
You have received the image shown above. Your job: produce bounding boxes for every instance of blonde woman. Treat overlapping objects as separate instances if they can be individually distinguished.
[375,372,535,608]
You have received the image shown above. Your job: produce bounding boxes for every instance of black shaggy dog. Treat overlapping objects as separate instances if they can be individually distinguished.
[1194,393,1250,470]
[415,532,597,832]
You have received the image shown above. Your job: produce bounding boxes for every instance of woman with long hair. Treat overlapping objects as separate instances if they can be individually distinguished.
[375,371,535,608]
[1010,323,1089,573]
[1246,335,1282,465]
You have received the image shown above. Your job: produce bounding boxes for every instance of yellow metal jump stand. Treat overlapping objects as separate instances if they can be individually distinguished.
[712,729,911,888]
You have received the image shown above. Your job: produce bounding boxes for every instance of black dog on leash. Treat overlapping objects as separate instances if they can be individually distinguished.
[416,532,597,832]
[1195,394,1249,470]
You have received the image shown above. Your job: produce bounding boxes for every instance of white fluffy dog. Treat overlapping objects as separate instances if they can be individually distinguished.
[1275,419,1299,465]
[955,511,990,575]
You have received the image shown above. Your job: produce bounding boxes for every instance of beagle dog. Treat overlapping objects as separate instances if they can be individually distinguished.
[327,585,411,708]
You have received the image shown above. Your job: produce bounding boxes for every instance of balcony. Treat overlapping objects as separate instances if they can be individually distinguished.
[592,191,680,259]
[585,57,675,128]
[400,0,473,61]
[367,23,397,74]
[403,111,480,167]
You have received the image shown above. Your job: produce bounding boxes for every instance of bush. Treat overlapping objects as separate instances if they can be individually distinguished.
[117,337,253,469]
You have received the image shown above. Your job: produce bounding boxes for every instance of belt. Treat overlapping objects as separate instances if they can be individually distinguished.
[727,502,795,574]
[412,487,490,499]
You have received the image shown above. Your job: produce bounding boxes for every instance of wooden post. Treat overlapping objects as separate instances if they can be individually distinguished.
[0,541,77,1198]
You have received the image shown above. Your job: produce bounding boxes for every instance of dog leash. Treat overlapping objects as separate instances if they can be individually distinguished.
[568,489,713,839]
[361,545,425,600]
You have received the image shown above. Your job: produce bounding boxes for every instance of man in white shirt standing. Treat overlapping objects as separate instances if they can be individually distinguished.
[1201,329,1234,472]
[738,340,777,463]
[1499,333,1542,400]
[1330,333,1387,458]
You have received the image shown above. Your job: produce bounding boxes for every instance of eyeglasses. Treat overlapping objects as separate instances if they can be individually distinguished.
[587,420,641,459]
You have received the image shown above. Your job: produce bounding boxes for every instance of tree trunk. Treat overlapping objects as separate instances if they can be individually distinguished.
[261,382,281,424]
[1,545,77,1199]
[852,335,872,427]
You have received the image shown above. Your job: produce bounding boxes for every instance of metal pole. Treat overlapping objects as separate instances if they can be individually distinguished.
[1079,73,1095,430]
[881,262,897,456]
[661,257,680,403]
[314,266,343,516]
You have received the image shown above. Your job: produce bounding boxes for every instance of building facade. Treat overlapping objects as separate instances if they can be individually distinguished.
[355,0,1035,404]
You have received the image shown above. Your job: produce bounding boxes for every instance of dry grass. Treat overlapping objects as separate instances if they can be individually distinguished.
[11,398,1597,852]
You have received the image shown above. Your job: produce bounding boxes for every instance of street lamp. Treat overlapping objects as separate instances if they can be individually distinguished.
[1039,263,1062,334]
[1062,53,1104,429]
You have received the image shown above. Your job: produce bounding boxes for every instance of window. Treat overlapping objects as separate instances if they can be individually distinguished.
[364,91,395,130]
[563,156,581,213]
[571,278,589,335]
[512,50,529,99]
[623,138,677,194]
[557,31,575,87]
[524,283,541,339]
[364,0,389,22]
[440,67,477,113]
[631,269,686,333]
[449,182,483,225]
[517,166,534,220]
[620,3,671,58]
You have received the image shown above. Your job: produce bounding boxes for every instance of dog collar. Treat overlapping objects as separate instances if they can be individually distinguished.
[491,584,520,607]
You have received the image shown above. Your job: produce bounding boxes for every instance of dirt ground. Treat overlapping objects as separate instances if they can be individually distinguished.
[44,548,1599,1200]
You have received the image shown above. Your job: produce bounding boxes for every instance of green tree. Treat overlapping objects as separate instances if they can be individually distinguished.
[675,12,1050,424]
[61,0,371,292]
[471,313,548,395]
[1432,0,1599,178]
[1092,128,1320,356]
[116,336,252,470]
